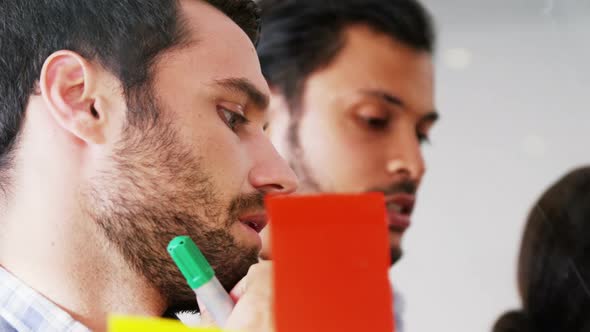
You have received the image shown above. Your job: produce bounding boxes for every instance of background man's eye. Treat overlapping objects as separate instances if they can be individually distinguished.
[362,116,389,130]
[417,132,431,145]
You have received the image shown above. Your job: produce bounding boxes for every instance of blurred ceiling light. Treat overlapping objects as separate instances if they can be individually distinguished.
[443,47,473,70]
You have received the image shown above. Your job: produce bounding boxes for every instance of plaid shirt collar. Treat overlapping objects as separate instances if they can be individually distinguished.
[0,267,90,332]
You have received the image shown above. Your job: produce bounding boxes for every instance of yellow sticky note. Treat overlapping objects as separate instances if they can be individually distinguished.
[108,315,227,332]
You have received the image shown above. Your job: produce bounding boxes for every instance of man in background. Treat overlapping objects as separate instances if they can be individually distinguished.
[257,0,438,329]
[0,0,295,331]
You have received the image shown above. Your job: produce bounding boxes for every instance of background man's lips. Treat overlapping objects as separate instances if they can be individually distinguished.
[385,193,415,231]
[385,193,416,213]
[387,210,411,232]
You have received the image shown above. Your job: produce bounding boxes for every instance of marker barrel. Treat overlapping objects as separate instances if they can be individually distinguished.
[194,277,234,326]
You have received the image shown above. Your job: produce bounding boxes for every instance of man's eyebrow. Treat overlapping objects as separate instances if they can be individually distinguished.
[361,88,440,123]
[420,111,440,124]
[361,89,405,107]
[213,78,269,110]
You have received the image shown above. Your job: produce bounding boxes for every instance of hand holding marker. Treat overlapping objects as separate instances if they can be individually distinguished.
[168,236,235,326]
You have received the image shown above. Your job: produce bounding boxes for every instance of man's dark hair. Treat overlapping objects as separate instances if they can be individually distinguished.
[256,0,435,109]
[494,167,590,332]
[0,0,260,189]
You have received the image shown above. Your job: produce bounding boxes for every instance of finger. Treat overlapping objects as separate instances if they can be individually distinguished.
[259,226,273,260]
[196,297,216,327]
[229,274,249,302]
[231,261,273,301]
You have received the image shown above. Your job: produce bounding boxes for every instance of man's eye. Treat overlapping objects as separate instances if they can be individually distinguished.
[218,106,249,132]
[417,132,431,145]
[361,116,389,130]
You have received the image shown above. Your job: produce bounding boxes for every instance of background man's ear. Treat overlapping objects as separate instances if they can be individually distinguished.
[266,89,291,137]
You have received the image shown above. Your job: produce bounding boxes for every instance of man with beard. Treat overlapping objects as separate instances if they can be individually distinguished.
[0,0,297,331]
[257,1,438,329]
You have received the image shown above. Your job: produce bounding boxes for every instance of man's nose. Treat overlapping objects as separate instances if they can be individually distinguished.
[386,133,426,183]
[248,135,299,195]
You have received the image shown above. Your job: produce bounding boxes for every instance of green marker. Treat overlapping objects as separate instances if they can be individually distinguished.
[168,236,234,326]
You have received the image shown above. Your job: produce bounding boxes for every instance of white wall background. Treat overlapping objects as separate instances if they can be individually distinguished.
[393,1,590,331]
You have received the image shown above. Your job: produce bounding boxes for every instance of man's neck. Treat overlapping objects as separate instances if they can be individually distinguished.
[0,194,167,331]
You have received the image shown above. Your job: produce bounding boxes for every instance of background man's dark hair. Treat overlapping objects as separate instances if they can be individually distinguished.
[0,0,260,190]
[494,167,590,332]
[256,0,435,109]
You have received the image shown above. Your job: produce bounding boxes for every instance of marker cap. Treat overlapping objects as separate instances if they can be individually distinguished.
[167,236,214,289]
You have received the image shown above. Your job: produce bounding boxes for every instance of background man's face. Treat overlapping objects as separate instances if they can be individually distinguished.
[85,0,296,312]
[265,24,437,263]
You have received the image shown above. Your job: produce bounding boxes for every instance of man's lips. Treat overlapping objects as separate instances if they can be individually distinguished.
[238,213,268,233]
[385,193,415,232]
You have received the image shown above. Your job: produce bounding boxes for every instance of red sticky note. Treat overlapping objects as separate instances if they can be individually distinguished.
[266,193,394,332]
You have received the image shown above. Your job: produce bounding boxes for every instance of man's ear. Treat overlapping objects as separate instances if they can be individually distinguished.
[39,50,108,145]
[266,88,292,137]
[266,88,294,159]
